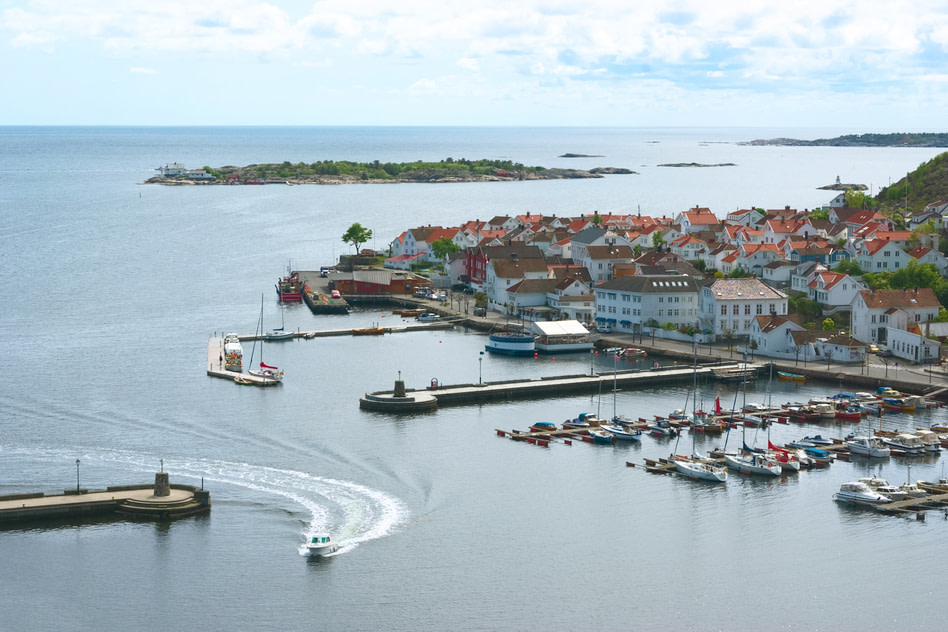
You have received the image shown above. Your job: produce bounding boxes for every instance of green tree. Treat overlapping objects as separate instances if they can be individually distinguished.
[821,318,835,331]
[341,223,373,253]
[591,211,603,226]
[845,188,874,209]
[809,208,830,220]
[833,258,862,275]
[651,231,666,249]
[430,237,460,260]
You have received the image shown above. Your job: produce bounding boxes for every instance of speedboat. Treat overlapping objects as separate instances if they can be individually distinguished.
[647,419,678,437]
[803,435,834,446]
[834,481,892,505]
[587,428,614,444]
[845,436,890,458]
[416,313,441,323]
[306,533,338,556]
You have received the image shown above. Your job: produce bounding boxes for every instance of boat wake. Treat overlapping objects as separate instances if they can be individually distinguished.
[1,446,407,556]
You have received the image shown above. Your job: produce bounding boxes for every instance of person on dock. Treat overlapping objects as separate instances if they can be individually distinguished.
[218,353,223,368]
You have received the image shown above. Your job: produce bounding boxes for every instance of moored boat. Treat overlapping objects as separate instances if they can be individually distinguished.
[672,456,727,482]
[529,421,558,433]
[880,433,926,455]
[846,435,891,458]
[777,370,806,382]
[600,423,642,441]
[834,481,892,505]
[723,451,782,477]
[275,270,303,302]
[587,428,614,444]
[484,331,536,356]
[223,332,243,372]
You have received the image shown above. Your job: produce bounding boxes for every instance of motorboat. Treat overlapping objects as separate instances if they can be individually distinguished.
[858,477,908,501]
[587,428,614,444]
[802,435,834,446]
[647,419,678,437]
[833,481,892,505]
[264,329,295,341]
[914,430,942,453]
[880,433,926,455]
[804,447,834,465]
[529,421,558,433]
[416,313,441,323]
[306,533,338,556]
[845,436,891,458]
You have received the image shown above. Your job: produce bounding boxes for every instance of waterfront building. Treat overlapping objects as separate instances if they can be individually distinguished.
[595,274,700,335]
[699,277,788,341]
[850,287,942,345]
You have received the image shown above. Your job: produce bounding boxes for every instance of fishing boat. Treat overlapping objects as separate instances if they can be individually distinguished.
[275,269,303,302]
[833,481,892,505]
[845,436,890,458]
[777,370,806,382]
[306,533,338,556]
[223,332,243,372]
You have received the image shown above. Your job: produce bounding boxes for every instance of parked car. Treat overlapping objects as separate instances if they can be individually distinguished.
[876,347,893,357]
[597,324,612,334]
[473,307,487,317]
[867,343,879,353]
[330,289,341,299]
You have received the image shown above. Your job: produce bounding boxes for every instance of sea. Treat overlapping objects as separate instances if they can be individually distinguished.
[1,126,947,631]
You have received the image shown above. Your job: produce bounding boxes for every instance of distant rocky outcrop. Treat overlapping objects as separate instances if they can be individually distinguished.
[559,153,604,158]
[657,162,736,168]
[589,167,637,175]
[818,183,868,191]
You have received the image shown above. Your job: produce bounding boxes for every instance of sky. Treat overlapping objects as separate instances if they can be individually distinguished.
[2,0,948,127]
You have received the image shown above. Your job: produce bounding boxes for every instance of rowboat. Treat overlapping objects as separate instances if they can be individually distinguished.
[777,370,806,382]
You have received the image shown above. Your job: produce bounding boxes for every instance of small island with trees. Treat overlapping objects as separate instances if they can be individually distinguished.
[144,158,637,185]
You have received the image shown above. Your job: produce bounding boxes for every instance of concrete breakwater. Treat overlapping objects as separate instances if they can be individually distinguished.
[360,363,732,413]
[0,473,210,526]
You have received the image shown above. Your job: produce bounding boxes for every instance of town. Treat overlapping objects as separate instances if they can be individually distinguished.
[373,193,948,368]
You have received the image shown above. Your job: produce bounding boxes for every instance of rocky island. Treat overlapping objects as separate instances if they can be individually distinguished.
[144,158,634,185]
[740,133,948,147]
[658,162,736,168]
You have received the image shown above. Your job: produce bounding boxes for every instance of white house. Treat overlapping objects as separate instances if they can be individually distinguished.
[594,275,700,335]
[850,287,942,345]
[699,277,789,341]
[856,238,909,273]
[485,256,549,310]
[748,314,805,358]
[886,328,941,364]
[807,271,866,308]
[578,244,635,283]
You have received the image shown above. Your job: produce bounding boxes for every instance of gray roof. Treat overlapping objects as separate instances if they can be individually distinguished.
[597,275,699,293]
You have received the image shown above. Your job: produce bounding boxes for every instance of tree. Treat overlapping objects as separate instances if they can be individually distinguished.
[341,223,373,253]
[431,237,460,260]
[591,211,603,226]
[821,318,835,331]
[845,188,873,209]
[833,258,862,276]
[652,231,666,249]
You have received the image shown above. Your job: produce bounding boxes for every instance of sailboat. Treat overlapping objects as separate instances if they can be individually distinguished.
[248,295,284,383]
[264,303,294,341]
[601,352,642,441]
[720,354,781,476]
[671,328,727,482]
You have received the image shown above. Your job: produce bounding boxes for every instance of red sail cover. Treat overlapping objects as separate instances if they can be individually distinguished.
[260,362,279,370]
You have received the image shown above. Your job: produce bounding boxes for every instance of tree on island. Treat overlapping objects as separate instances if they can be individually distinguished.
[342,223,373,253]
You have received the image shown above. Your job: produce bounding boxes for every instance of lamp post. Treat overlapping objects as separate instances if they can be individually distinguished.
[478,351,484,385]
[75,459,80,493]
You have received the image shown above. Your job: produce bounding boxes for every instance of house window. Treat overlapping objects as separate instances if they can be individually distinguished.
[732,305,739,315]
[744,320,751,329]
[659,297,664,303]
[720,305,727,315]
[756,304,763,314]
[744,305,751,315]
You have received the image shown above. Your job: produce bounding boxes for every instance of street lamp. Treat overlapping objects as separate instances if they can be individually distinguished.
[75,459,80,493]
[479,351,484,385]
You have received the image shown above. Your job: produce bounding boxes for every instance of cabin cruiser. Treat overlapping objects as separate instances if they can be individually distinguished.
[834,481,892,505]
[845,436,891,458]
[306,533,338,556]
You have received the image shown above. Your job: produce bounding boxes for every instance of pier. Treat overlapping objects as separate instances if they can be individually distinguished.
[0,473,210,526]
[359,363,752,412]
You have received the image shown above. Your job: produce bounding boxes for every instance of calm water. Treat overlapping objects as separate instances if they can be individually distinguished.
[1,127,947,631]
